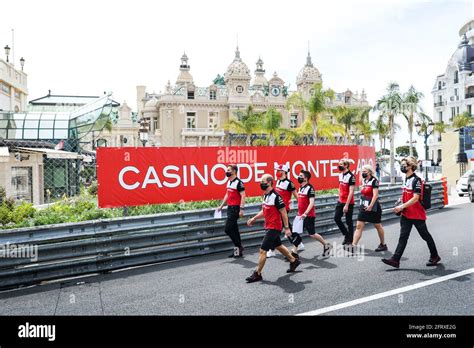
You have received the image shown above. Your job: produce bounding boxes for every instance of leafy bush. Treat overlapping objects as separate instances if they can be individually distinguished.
[87,182,98,196]
[0,186,6,203]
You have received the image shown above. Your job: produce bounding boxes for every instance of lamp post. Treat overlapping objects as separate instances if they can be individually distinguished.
[139,118,149,147]
[415,121,434,181]
[4,45,10,63]
[20,57,25,71]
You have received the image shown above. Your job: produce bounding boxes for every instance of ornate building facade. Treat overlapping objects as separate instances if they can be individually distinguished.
[137,48,369,147]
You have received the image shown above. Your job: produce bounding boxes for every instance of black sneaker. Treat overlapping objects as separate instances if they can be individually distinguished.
[287,258,301,273]
[375,244,388,252]
[228,247,238,258]
[236,246,244,258]
[381,258,400,269]
[246,271,262,283]
[291,252,299,259]
[426,255,441,266]
[322,243,333,257]
[342,237,349,245]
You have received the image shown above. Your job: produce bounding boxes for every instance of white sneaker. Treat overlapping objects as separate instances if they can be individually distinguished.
[297,243,305,251]
[266,250,276,258]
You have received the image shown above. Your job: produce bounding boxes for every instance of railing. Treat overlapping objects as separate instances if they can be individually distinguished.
[434,102,444,107]
[0,181,445,289]
[465,93,474,99]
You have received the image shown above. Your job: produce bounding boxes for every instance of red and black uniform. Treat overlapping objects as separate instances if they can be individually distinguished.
[334,171,355,243]
[393,173,439,262]
[260,190,287,251]
[357,176,382,223]
[275,178,296,232]
[225,177,245,248]
[297,183,317,235]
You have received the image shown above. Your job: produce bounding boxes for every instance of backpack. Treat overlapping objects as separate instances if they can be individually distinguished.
[420,181,432,209]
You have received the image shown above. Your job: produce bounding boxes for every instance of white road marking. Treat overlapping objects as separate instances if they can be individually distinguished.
[297,268,474,316]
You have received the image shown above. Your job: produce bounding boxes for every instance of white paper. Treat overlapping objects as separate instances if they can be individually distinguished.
[292,215,304,234]
[214,209,222,219]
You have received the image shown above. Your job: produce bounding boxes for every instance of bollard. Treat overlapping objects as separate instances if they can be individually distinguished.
[441,177,448,206]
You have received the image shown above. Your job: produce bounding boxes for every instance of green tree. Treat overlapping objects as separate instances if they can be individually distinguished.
[452,111,474,129]
[402,85,426,156]
[375,82,403,184]
[224,106,262,146]
[396,145,418,158]
[261,107,282,146]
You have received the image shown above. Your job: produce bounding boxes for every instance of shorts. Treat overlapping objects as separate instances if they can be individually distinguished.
[357,202,382,223]
[303,216,316,235]
[261,229,282,251]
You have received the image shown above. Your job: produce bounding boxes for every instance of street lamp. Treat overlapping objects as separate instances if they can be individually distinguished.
[139,118,149,147]
[4,45,10,63]
[20,57,25,71]
[415,120,434,181]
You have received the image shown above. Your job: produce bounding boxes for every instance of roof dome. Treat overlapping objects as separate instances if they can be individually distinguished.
[296,51,322,86]
[224,47,251,82]
[176,52,193,85]
[452,33,474,72]
[144,97,158,110]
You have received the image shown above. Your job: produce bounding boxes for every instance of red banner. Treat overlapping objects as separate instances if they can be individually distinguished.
[97,145,375,208]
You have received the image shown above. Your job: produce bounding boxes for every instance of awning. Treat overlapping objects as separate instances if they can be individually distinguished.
[0,146,9,162]
[15,147,81,160]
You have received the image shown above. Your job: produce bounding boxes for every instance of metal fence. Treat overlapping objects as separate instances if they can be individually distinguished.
[0,181,445,289]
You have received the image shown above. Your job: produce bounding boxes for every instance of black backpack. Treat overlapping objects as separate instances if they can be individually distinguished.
[420,181,432,209]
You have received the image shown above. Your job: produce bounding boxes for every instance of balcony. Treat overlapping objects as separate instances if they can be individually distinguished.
[450,96,460,102]
[181,128,225,137]
[465,93,474,99]
[434,101,444,107]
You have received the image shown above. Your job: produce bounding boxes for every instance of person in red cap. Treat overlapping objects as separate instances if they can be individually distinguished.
[266,163,301,258]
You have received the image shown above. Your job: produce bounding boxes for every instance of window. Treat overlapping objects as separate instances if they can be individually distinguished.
[11,167,33,203]
[438,81,442,90]
[187,91,194,100]
[186,112,196,129]
[468,105,472,116]
[344,96,350,103]
[290,113,298,128]
[451,107,456,120]
[438,95,442,103]
[208,112,218,129]
[454,70,459,84]
[439,111,443,123]
[457,106,460,115]
[209,90,217,100]
[153,119,159,131]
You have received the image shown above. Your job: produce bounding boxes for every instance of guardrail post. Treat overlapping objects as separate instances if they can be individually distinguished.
[441,177,448,206]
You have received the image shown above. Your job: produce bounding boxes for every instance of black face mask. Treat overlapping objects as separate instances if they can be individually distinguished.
[297,177,305,184]
[338,165,345,171]
[260,183,269,191]
[400,166,408,174]
[226,171,232,177]
[362,172,368,179]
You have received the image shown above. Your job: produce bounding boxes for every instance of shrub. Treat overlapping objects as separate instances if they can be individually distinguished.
[87,182,98,196]
[0,186,6,204]
[11,202,36,224]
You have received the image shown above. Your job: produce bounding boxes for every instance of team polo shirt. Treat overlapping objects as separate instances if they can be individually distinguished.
[360,177,379,200]
[262,190,286,230]
[338,171,356,204]
[226,177,245,206]
[402,173,426,220]
[297,184,316,218]
[275,178,296,211]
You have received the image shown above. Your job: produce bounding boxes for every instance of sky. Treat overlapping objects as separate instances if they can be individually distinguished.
[1,0,472,154]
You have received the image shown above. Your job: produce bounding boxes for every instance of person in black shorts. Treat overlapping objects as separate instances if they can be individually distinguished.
[245,174,301,283]
[351,164,387,252]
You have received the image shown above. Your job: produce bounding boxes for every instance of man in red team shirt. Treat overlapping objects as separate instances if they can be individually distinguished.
[266,163,302,258]
[218,164,246,258]
[334,158,356,246]
[382,157,440,268]
[246,174,301,283]
[295,170,333,257]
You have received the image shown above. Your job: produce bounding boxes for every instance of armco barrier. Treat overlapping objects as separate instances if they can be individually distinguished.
[0,181,445,289]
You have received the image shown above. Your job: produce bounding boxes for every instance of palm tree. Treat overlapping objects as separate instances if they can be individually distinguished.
[402,85,424,156]
[452,111,474,129]
[261,107,283,146]
[224,106,262,146]
[375,82,403,184]
[296,118,344,144]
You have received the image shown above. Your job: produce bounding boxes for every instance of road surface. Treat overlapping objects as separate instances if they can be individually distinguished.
[0,203,472,316]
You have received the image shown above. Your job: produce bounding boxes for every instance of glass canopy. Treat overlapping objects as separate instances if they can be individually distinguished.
[0,94,117,146]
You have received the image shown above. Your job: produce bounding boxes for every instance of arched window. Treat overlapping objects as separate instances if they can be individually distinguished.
[454,70,459,84]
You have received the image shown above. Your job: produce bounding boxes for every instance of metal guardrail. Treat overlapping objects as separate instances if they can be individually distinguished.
[0,181,445,289]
